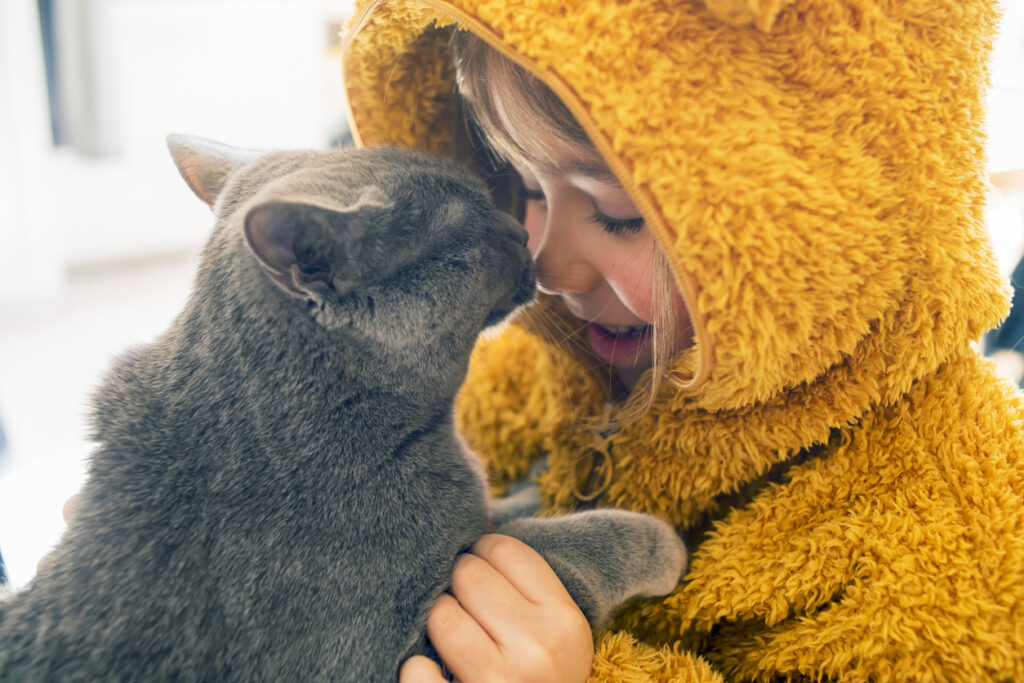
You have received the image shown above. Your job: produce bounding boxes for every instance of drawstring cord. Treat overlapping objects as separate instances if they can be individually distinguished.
[571,402,617,504]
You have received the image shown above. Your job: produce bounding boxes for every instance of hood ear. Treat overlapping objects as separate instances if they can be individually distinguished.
[243,186,393,299]
[704,0,794,32]
[167,134,265,208]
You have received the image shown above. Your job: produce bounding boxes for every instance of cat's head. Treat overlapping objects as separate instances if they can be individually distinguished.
[168,135,534,373]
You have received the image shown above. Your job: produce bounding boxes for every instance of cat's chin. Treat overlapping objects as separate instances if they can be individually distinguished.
[483,264,536,329]
[483,305,519,330]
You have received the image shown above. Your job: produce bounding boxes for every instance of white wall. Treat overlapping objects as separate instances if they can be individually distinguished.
[0,0,65,307]
[57,0,347,267]
[0,0,355,587]
[0,0,352,301]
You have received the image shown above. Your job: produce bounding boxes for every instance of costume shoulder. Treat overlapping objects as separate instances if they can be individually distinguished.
[613,352,1024,680]
[590,630,723,683]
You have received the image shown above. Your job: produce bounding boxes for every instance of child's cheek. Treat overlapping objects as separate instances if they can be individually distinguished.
[523,203,545,257]
[608,240,660,323]
[611,265,657,324]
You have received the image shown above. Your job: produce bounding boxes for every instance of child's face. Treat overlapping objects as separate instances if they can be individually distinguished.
[500,118,693,388]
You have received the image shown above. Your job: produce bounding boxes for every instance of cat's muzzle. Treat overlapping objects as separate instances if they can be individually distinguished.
[505,215,536,308]
[484,215,536,327]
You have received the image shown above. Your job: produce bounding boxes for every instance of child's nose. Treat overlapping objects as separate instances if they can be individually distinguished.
[535,257,599,295]
[532,218,601,295]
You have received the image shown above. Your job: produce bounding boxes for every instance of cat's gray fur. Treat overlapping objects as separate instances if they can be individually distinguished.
[0,137,686,681]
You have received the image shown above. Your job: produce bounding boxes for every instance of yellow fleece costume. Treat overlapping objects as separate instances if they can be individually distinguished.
[342,0,1024,680]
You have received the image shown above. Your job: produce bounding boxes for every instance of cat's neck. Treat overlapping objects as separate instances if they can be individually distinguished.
[89,285,467,460]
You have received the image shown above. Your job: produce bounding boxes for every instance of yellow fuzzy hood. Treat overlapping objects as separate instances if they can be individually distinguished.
[342,0,1008,415]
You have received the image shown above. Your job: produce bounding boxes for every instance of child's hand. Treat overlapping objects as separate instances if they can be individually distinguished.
[399,534,594,682]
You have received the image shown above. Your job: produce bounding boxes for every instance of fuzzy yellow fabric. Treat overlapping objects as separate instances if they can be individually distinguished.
[342,0,1024,680]
[453,321,603,498]
[704,0,795,32]
[589,630,724,683]
[617,352,1024,680]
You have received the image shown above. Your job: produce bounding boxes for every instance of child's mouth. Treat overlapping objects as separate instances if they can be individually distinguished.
[586,322,654,365]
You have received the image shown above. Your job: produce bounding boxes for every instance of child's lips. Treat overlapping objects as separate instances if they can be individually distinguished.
[586,321,653,365]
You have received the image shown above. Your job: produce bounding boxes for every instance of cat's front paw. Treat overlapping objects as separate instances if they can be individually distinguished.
[498,509,686,625]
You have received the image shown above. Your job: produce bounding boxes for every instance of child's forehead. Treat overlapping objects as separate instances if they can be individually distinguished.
[492,91,620,186]
[501,130,621,186]
[537,156,620,184]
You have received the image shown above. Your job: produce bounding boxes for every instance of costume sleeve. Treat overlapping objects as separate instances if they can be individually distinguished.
[455,320,603,496]
[588,631,723,683]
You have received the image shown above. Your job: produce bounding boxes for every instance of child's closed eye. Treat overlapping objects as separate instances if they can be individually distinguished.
[588,212,644,236]
[523,187,642,236]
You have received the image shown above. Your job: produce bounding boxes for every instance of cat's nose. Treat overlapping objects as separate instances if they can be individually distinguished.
[497,211,529,247]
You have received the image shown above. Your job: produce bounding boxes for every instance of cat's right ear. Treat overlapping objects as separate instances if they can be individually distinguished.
[243,186,393,299]
[167,134,264,208]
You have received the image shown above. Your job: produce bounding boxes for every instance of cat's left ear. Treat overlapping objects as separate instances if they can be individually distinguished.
[167,134,265,208]
[704,0,794,32]
[244,186,392,298]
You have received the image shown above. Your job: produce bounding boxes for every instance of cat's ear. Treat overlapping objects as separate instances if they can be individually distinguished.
[167,134,264,208]
[703,0,793,32]
[243,186,393,298]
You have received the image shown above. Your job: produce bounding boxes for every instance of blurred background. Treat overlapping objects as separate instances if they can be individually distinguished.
[0,0,1022,588]
[0,0,355,587]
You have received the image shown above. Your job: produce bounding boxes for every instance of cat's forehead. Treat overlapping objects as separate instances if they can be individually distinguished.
[274,148,478,192]
[223,146,489,221]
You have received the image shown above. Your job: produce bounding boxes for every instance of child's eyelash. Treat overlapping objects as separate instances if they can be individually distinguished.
[523,188,644,236]
[588,213,645,236]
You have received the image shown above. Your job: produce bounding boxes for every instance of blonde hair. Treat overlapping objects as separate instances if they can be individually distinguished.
[450,29,685,421]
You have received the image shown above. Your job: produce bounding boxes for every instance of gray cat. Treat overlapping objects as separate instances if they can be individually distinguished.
[0,137,686,681]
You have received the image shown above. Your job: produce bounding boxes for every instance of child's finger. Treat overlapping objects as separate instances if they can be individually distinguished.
[398,655,447,682]
[472,534,576,607]
[63,494,82,525]
[425,593,502,681]
[448,551,532,643]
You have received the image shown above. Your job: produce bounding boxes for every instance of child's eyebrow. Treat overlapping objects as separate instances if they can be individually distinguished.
[552,160,622,185]
[512,154,623,186]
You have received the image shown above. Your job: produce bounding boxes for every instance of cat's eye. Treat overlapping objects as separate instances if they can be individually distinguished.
[522,187,546,203]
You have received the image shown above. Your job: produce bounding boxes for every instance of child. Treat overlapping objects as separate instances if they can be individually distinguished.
[342,1,1024,680]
